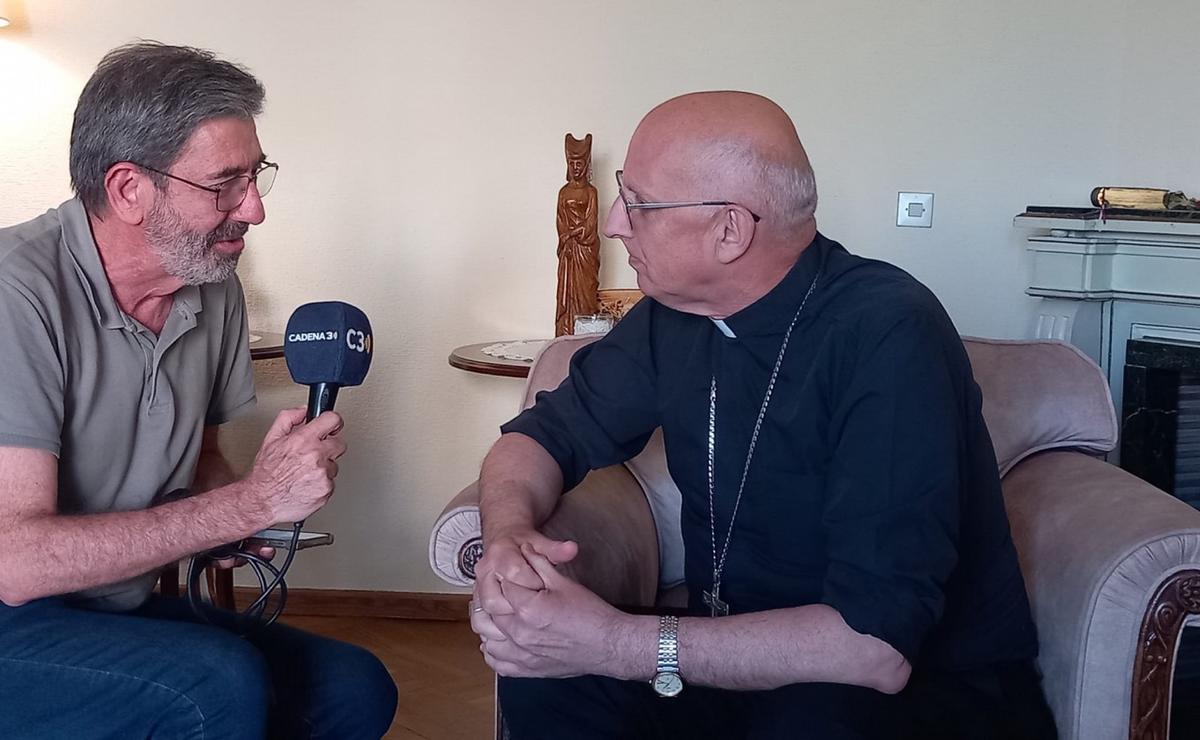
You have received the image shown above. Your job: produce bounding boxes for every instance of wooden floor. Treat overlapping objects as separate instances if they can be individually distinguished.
[285,615,494,740]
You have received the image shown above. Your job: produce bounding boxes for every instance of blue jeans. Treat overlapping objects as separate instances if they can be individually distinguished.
[0,595,398,739]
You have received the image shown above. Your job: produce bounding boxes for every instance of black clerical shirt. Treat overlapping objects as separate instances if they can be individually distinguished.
[502,233,1039,672]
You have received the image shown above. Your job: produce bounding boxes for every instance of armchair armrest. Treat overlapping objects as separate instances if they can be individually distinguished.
[1002,450,1200,740]
[429,463,661,609]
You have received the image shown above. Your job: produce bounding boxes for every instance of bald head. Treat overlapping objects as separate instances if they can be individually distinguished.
[628,91,817,235]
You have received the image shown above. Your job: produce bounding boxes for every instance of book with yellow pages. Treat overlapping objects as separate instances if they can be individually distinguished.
[1091,187,1196,211]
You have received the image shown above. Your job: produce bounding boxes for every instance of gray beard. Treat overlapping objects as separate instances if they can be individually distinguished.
[145,200,245,286]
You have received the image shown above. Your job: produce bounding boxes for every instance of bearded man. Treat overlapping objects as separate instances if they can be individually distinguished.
[0,42,396,739]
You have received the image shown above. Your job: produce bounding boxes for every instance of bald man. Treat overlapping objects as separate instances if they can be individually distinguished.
[469,92,1056,740]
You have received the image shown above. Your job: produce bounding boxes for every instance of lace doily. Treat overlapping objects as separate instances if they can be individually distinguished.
[479,340,548,362]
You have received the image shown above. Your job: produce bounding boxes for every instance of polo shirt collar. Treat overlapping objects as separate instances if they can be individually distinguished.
[173,284,202,317]
[59,198,203,330]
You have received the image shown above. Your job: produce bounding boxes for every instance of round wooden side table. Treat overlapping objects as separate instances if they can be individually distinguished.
[449,341,550,379]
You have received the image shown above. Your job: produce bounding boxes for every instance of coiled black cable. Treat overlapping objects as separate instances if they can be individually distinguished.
[186,521,304,633]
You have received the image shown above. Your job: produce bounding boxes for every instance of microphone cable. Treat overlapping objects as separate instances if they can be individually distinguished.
[185,520,305,633]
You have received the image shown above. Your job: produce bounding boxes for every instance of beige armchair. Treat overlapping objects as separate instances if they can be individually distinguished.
[429,333,1200,740]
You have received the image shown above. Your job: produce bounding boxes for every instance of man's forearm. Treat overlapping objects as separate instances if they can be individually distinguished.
[0,481,271,605]
[479,433,564,541]
[607,604,911,694]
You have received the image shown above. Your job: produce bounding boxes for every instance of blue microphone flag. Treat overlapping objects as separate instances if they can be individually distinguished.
[283,302,373,387]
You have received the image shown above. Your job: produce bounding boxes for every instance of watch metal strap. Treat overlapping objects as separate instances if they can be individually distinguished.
[656,615,679,673]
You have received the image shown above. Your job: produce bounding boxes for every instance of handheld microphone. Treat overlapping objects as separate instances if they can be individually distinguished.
[189,301,373,633]
[284,301,374,420]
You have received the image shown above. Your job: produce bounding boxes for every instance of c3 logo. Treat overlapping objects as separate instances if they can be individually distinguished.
[346,328,372,354]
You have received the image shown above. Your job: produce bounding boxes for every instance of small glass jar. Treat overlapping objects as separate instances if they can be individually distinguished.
[573,314,615,335]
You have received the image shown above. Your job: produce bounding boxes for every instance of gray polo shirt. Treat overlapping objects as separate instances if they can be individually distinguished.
[0,198,257,611]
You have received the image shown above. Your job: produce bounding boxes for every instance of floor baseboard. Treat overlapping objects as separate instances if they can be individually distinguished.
[233,587,471,621]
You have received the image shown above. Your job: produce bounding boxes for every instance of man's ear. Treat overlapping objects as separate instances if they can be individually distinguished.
[102,163,152,226]
[713,206,757,265]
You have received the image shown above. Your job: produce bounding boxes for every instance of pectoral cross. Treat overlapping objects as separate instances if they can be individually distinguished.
[703,588,730,617]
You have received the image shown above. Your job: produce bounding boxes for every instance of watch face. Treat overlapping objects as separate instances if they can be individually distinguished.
[653,671,683,697]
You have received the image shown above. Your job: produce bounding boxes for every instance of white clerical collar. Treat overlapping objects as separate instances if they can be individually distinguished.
[711,318,737,338]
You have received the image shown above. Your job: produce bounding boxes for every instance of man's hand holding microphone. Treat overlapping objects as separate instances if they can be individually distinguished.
[243,405,347,526]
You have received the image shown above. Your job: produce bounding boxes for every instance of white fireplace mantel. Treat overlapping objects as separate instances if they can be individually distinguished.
[1016,213,1200,305]
[1014,210,1200,464]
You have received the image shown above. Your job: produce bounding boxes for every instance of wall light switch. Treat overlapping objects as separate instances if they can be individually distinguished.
[897,192,934,228]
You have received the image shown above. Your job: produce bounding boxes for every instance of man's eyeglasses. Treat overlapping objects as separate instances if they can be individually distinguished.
[615,170,761,223]
[135,161,279,213]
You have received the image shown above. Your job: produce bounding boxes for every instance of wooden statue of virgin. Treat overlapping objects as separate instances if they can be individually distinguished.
[555,133,601,336]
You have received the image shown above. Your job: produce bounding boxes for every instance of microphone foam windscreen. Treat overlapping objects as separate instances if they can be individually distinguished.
[284,302,373,386]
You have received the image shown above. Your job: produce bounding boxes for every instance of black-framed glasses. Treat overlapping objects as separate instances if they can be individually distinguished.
[615,170,761,223]
[135,160,279,212]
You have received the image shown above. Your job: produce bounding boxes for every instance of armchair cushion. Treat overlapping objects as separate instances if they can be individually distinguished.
[962,338,1118,474]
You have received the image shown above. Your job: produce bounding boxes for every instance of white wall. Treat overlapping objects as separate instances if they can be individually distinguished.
[1,0,1195,593]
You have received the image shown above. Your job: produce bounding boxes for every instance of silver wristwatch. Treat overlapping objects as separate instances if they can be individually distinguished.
[650,615,683,698]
